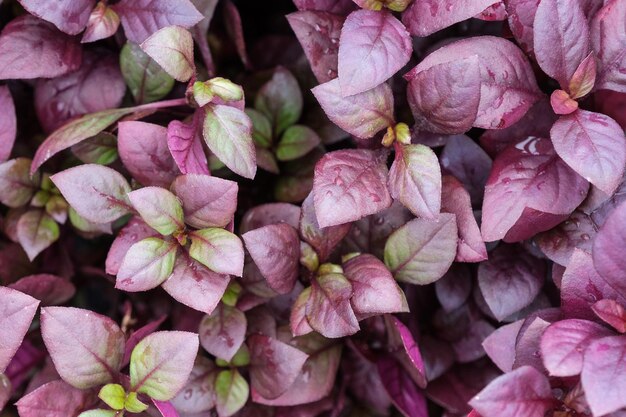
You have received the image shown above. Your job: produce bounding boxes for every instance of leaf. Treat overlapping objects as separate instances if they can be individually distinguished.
[169,356,216,413]
[189,228,244,276]
[215,369,249,417]
[140,26,195,82]
[306,272,359,338]
[337,10,411,96]
[16,210,60,261]
[128,187,184,235]
[481,137,589,242]
[0,375,10,412]
[550,89,579,115]
[105,217,159,275]
[384,214,458,285]
[592,299,626,333]
[311,78,394,139]
[299,192,350,262]
[17,0,94,35]
[72,132,118,165]
[469,366,553,417]
[199,303,246,361]
[202,104,256,179]
[402,0,498,37]
[569,52,597,99]
[482,320,524,373]
[0,15,81,80]
[51,164,132,224]
[255,67,303,135]
[435,264,472,313]
[16,380,97,417]
[388,316,427,388]
[0,86,16,162]
[152,399,178,417]
[130,331,199,401]
[222,1,251,70]
[377,356,428,417]
[533,0,590,89]
[116,238,178,292]
[171,174,237,229]
[122,316,167,367]
[40,307,125,389]
[81,2,121,43]
[167,115,209,175]
[343,254,408,318]
[540,319,612,377]
[0,158,40,208]
[242,223,300,294]
[276,125,321,161]
[120,42,175,104]
[113,0,203,43]
[591,0,626,92]
[592,200,626,296]
[388,143,441,219]
[286,11,344,83]
[0,287,39,372]
[581,336,626,416]
[312,149,392,227]
[8,274,76,306]
[550,109,626,195]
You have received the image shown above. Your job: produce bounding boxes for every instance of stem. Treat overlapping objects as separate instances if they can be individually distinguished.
[133,98,188,112]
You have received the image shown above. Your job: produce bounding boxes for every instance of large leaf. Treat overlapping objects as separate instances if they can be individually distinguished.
[141,26,195,82]
[311,78,394,139]
[130,331,199,401]
[0,86,16,162]
[40,307,125,389]
[581,336,626,416]
[550,109,626,195]
[591,0,626,92]
[189,228,244,276]
[0,158,40,208]
[402,0,497,37]
[299,192,350,262]
[51,164,132,224]
[199,303,246,361]
[307,272,359,338]
[384,214,458,285]
[116,238,178,292]
[167,115,209,175]
[337,9,411,96]
[312,149,391,227]
[215,369,249,417]
[16,380,97,417]
[255,67,303,135]
[120,42,175,104]
[0,15,81,80]
[481,137,588,242]
[16,210,60,261]
[0,287,39,372]
[128,187,184,236]
[17,0,94,34]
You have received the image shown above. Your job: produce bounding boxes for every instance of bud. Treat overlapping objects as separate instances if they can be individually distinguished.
[318,263,343,276]
[381,126,395,147]
[207,77,244,102]
[300,241,319,272]
[385,0,412,12]
[394,122,411,145]
[192,81,214,107]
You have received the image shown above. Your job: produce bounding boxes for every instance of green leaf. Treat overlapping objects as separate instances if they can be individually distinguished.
[140,26,195,82]
[276,125,321,161]
[71,132,118,165]
[255,67,303,135]
[0,158,40,208]
[189,228,244,276]
[116,238,178,292]
[124,392,148,413]
[127,187,184,236]
[98,384,125,410]
[77,410,118,417]
[215,369,249,417]
[245,108,273,148]
[16,209,60,261]
[120,42,174,104]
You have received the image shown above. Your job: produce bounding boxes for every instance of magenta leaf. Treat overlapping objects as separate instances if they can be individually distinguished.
[242,223,300,294]
[0,86,16,162]
[171,174,237,229]
[105,217,159,275]
[0,287,39,372]
[116,238,178,291]
[128,187,184,236]
[141,26,195,82]
[18,0,94,35]
[189,228,244,276]
[388,143,441,219]
[550,109,626,195]
[384,214,458,285]
[81,2,120,43]
[388,316,427,388]
[591,0,626,92]
[337,9,411,96]
[16,209,60,261]
[255,67,303,135]
[311,78,394,139]
[170,356,216,413]
[130,331,199,401]
[592,299,626,333]
[299,192,350,262]
[199,303,246,361]
[581,336,626,416]
[167,116,209,175]
[152,399,179,417]
[592,200,626,295]
[481,137,588,242]
[377,355,428,417]
[40,307,125,389]
[51,164,132,224]
[118,121,180,188]
[307,272,359,338]
[402,0,498,37]
[482,320,524,372]
[313,149,391,227]
[0,15,81,80]
[535,209,596,265]
[8,274,75,306]
[16,380,96,417]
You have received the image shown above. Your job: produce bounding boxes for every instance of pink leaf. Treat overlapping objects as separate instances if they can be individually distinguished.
[581,336,626,416]
[81,2,121,43]
[550,90,579,115]
[116,238,178,292]
[122,315,166,366]
[307,272,359,338]
[593,200,626,296]
[592,299,626,333]
[8,274,75,306]
[152,399,180,417]
[189,228,244,276]
[16,380,96,417]
[199,303,246,361]
[0,158,39,208]
[169,356,216,413]
[535,210,596,266]
[17,0,95,35]
[16,209,60,261]
[569,52,597,99]
[167,114,209,175]
[105,217,159,275]
[0,86,16,162]
[482,320,524,372]
[591,0,626,92]
[141,26,195,82]
[402,0,498,36]
[505,0,539,55]
[0,287,39,372]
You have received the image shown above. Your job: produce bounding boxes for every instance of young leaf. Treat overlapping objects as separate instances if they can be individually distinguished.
[51,164,132,224]
[8,274,76,306]
[592,299,626,333]
[0,287,39,372]
[199,303,246,361]
[116,238,178,291]
[569,52,597,99]
[306,272,359,338]
[16,210,60,261]
[202,104,256,179]
[141,26,195,82]
[0,158,40,208]
[337,10,411,96]
[0,86,16,162]
[82,2,121,43]
[276,125,321,161]
[435,264,472,313]
[128,187,184,235]
[402,0,497,37]
[255,67,303,135]
[388,143,442,219]
[130,331,199,401]
[105,217,160,275]
[550,109,626,195]
[242,223,300,294]
[581,336,626,416]
[550,90,579,115]
[215,369,249,417]
[311,78,394,139]
[313,149,392,227]
[189,228,244,276]
[40,307,125,389]
[167,115,210,175]
[384,214,458,285]
[16,380,97,417]
[120,42,175,104]
[299,192,350,262]
[591,0,626,92]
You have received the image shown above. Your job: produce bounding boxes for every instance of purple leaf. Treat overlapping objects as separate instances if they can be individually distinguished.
[199,303,246,361]
[388,143,442,219]
[477,244,545,321]
[113,0,203,43]
[248,334,309,399]
[0,287,39,372]
[167,116,209,175]
[482,320,524,372]
[105,217,159,275]
[343,254,408,318]
[306,272,360,338]
[0,15,81,80]
[293,0,356,14]
[116,237,178,292]
[128,187,184,236]
[118,121,180,187]
[592,299,626,333]
[223,0,251,71]
[452,319,495,363]
[16,380,96,417]
[290,287,314,336]
[312,149,391,227]
[435,263,472,313]
[16,210,60,261]
[170,356,216,413]
[51,164,132,224]
[469,366,553,417]
[8,274,75,306]
[384,214,458,285]
[388,316,427,388]
[0,158,39,208]
[591,0,626,92]
[535,210,596,266]
[81,2,121,43]
[481,137,588,242]
[550,109,626,195]
[240,203,301,233]
[581,336,626,416]
[242,223,300,295]
[18,0,95,35]
[0,86,16,162]
[255,67,302,135]
[40,307,125,388]
[402,0,498,37]
[540,318,613,377]
[337,9,411,96]
[593,200,626,296]
[377,355,428,417]
[299,192,350,262]
[171,174,237,229]
[141,26,195,82]
[152,399,179,417]
[189,228,244,276]
[130,331,199,401]
[505,0,539,55]
[286,11,344,83]
[311,78,394,139]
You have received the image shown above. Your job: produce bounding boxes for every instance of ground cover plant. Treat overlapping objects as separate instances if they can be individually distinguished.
[0,0,625,416]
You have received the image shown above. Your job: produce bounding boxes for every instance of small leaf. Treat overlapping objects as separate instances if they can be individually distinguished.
[299,192,350,262]
[307,272,359,338]
[199,303,246,361]
[116,237,178,292]
[98,383,125,410]
[0,158,40,208]
[167,115,210,175]
[120,42,175,104]
[128,187,184,235]
[0,287,39,372]
[290,287,314,337]
[82,2,120,43]
[569,52,596,99]
[276,125,321,161]
[16,209,60,261]
[592,299,626,333]
[105,217,159,275]
[0,86,16,162]
[215,369,249,417]
[255,67,302,135]
[16,380,98,417]
[550,89,579,115]
[141,26,195,82]
[246,108,273,148]
[189,228,244,276]
[8,274,76,306]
